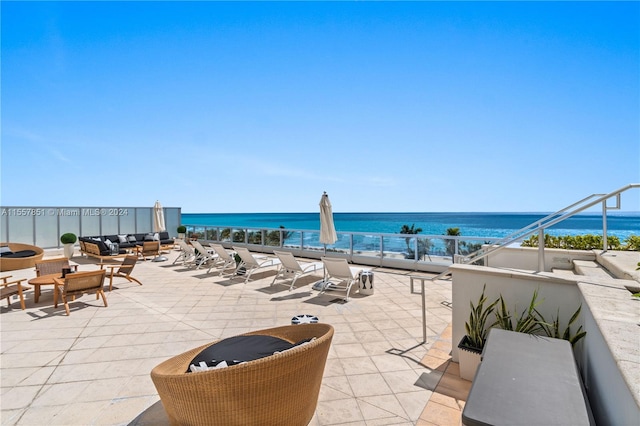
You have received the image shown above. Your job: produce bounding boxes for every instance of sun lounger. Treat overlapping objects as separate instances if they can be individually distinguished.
[233,247,281,284]
[271,251,324,291]
[320,257,363,302]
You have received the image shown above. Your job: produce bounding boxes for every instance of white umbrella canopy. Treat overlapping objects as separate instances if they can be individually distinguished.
[319,191,337,245]
[153,200,166,233]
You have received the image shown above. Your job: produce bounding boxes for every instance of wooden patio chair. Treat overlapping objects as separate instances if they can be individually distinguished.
[35,257,78,277]
[101,255,141,291]
[1,275,29,310]
[140,241,160,261]
[54,269,107,316]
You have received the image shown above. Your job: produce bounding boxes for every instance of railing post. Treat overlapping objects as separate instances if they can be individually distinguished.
[538,228,545,272]
[602,200,608,253]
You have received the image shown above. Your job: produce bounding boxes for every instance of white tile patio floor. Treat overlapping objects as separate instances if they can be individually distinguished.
[1,248,465,425]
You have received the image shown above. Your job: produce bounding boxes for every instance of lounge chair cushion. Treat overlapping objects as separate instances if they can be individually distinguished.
[187,335,294,372]
[2,250,37,258]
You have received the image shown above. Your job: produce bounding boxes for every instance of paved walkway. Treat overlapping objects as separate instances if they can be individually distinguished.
[1,248,465,425]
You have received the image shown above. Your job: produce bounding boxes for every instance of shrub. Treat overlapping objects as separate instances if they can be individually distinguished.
[60,233,77,244]
[521,233,631,251]
[177,225,187,234]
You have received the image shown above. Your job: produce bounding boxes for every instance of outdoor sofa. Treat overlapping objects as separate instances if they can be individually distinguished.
[79,232,174,259]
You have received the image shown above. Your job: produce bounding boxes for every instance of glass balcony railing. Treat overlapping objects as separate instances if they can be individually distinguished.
[183,224,499,272]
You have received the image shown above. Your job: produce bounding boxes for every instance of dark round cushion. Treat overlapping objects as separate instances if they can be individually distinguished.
[187,335,294,372]
[2,250,37,258]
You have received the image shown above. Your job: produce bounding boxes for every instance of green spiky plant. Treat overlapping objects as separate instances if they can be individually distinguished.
[463,284,499,350]
[537,305,587,347]
[494,289,545,335]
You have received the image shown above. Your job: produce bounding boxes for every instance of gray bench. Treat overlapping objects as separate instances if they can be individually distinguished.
[462,328,594,426]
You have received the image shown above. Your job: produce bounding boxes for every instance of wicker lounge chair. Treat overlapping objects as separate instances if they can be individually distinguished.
[320,257,363,302]
[271,250,324,291]
[0,243,45,272]
[1,275,29,310]
[150,323,334,426]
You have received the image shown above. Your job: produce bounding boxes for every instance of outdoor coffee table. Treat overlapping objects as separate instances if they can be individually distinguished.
[28,273,60,303]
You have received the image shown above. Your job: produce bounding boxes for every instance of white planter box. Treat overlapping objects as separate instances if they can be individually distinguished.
[458,337,482,381]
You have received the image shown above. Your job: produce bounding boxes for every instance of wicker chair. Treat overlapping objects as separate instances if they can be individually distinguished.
[151,323,334,426]
[54,269,107,316]
[1,275,29,310]
[140,241,160,261]
[35,257,78,277]
[0,243,45,272]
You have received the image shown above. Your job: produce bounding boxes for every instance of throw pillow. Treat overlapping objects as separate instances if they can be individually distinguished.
[104,239,113,249]
[127,235,137,243]
[153,232,160,241]
[144,233,155,241]
[0,246,12,254]
[118,235,128,244]
[187,335,294,373]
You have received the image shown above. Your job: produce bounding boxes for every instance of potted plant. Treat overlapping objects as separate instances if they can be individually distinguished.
[177,225,187,240]
[458,284,498,380]
[234,253,245,275]
[60,233,77,259]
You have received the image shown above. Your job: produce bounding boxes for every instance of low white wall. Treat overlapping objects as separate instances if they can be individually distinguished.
[579,299,639,426]
[450,264,583,362]
[485,245,596,272]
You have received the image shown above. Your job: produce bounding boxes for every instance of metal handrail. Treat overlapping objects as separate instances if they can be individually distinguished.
[431,183,639,280]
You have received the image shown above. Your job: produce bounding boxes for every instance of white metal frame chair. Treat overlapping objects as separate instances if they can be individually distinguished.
[173,240,197,265]
[320,257,363,302]
[207,243,238,276]
[233,247,281,284]
[190,240,218,269]
[271,251,324,291]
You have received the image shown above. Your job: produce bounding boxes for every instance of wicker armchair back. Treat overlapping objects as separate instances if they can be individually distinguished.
[150,323,334,426]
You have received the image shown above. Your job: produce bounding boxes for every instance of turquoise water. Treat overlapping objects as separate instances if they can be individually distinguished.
[182,212,639,240]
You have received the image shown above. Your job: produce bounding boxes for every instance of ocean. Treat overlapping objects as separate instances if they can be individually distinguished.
[182,212,639,240]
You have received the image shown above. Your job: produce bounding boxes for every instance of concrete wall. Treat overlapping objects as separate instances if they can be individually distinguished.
[450,264,583,362]
[485,245,596,272]
[579,299,639,426]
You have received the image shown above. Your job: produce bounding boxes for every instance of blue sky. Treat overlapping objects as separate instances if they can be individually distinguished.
[2,1,639,213]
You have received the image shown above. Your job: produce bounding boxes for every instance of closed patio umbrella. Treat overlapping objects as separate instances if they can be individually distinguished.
[152,200,167,262]
[319,192,337,247]
[315,192,338,290]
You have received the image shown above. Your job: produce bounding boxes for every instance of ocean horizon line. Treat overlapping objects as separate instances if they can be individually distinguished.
[183,211,639,215]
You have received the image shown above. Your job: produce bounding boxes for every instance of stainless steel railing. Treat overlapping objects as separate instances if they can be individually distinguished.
[436,183,640,278]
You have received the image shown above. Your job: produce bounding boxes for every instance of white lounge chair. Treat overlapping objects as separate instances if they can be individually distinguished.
[320,257,363,302]
[191,241,218,269]
[173,240,197,265]
[233,247,281,284]
[271,251,324,291]
[207,243,238,276]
